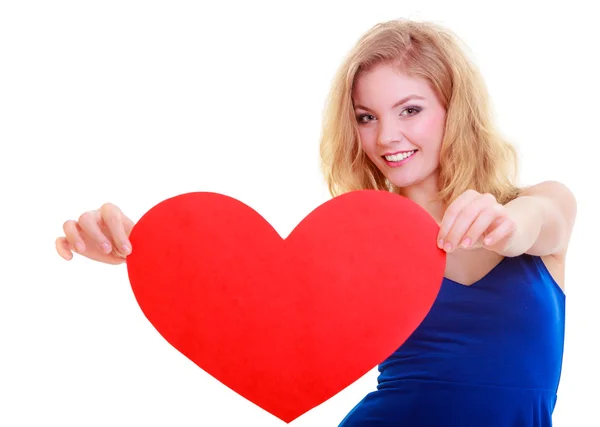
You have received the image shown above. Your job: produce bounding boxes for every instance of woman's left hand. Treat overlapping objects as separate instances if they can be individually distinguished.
[437,189,517,253]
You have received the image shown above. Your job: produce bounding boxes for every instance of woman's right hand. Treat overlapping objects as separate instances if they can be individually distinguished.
[56,203,136,265]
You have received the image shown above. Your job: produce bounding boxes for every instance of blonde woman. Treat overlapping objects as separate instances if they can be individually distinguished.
[56,19,576,426]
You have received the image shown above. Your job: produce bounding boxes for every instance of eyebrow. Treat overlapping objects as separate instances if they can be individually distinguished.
[354,94,426,111]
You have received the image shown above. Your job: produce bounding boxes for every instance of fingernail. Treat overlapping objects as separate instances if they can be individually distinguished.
[461,238,471,248]
[102,242,111,253]
[75,242,85,253]
[438,239,444,249]
[444,242,453,252]
[122,244,131,255]
[484,237,492,245]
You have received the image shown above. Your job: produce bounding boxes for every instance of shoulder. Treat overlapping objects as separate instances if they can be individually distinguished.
[517,180,576,210]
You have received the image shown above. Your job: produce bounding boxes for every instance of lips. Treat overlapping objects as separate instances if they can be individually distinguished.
[383,150,417,162]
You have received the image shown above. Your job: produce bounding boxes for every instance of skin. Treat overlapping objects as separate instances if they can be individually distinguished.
[56,62,577,291]
[353,62,577,289]
[56,203,134,265]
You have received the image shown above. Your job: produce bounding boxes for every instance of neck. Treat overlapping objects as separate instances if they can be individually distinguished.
[397,173,447,224]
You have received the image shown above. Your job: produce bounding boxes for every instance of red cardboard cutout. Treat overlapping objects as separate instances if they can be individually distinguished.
[126,190,445,423]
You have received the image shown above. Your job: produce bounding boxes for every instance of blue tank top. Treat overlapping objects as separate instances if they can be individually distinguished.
[338,254,565,427]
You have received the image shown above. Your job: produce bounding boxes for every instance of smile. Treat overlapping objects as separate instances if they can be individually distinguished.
[383,150,417,162]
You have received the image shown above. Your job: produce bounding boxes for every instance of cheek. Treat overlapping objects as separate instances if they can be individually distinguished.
[410,115,445,150]
[358,130,382,165]
[358,127,376,152]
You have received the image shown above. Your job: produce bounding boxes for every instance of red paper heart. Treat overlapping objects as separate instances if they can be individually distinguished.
[126,190,445,423]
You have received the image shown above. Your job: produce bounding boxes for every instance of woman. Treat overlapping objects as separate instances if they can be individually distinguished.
[56,19,576,426]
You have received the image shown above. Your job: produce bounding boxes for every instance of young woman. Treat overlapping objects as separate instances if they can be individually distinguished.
[56,19,577,426]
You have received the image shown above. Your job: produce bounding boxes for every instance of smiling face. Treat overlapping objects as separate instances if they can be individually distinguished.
[352,62,447,195]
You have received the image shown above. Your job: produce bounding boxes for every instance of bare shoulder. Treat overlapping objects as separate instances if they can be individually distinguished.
[518,180,577,221]
[521,180,577,228]
[518,180,575,198]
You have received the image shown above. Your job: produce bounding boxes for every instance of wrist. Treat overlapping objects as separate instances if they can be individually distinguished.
[500,196,545,256]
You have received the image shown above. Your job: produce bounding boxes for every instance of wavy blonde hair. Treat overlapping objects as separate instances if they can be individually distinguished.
[319,18,520,205]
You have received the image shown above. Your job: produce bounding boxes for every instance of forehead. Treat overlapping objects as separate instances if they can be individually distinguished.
[352,63,434,104]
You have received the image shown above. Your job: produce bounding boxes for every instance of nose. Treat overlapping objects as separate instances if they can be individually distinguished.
[377,119,404,147]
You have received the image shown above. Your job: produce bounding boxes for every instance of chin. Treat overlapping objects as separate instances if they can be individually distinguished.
[387,176,423,190]
[384,169,438,192]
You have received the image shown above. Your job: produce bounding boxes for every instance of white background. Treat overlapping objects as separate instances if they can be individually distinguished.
[1,0,598,426]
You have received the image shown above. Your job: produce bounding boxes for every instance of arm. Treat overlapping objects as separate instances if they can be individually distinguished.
[437,181,577,259]
[494,181,577,258]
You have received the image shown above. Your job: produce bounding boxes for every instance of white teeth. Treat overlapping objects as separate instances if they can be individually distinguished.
[384,150,416,162]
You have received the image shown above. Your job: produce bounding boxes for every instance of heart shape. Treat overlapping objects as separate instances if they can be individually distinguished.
[126,190,445,423]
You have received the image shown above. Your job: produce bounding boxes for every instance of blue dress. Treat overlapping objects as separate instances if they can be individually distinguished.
[338,254,565,427]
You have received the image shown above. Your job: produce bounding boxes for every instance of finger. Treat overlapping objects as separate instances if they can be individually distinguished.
[483,217,516,247]
[78,210,112,254]
[123,216,135,254]
[460,206,502,249]
[55,237,74,260]
[123,215,135,237]
[442,192,495,251]
[99,203,132,256]
[438,189,480,246]
[63,220,86,254]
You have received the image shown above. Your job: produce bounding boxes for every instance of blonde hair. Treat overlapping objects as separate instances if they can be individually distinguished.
[319,18,520,205]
